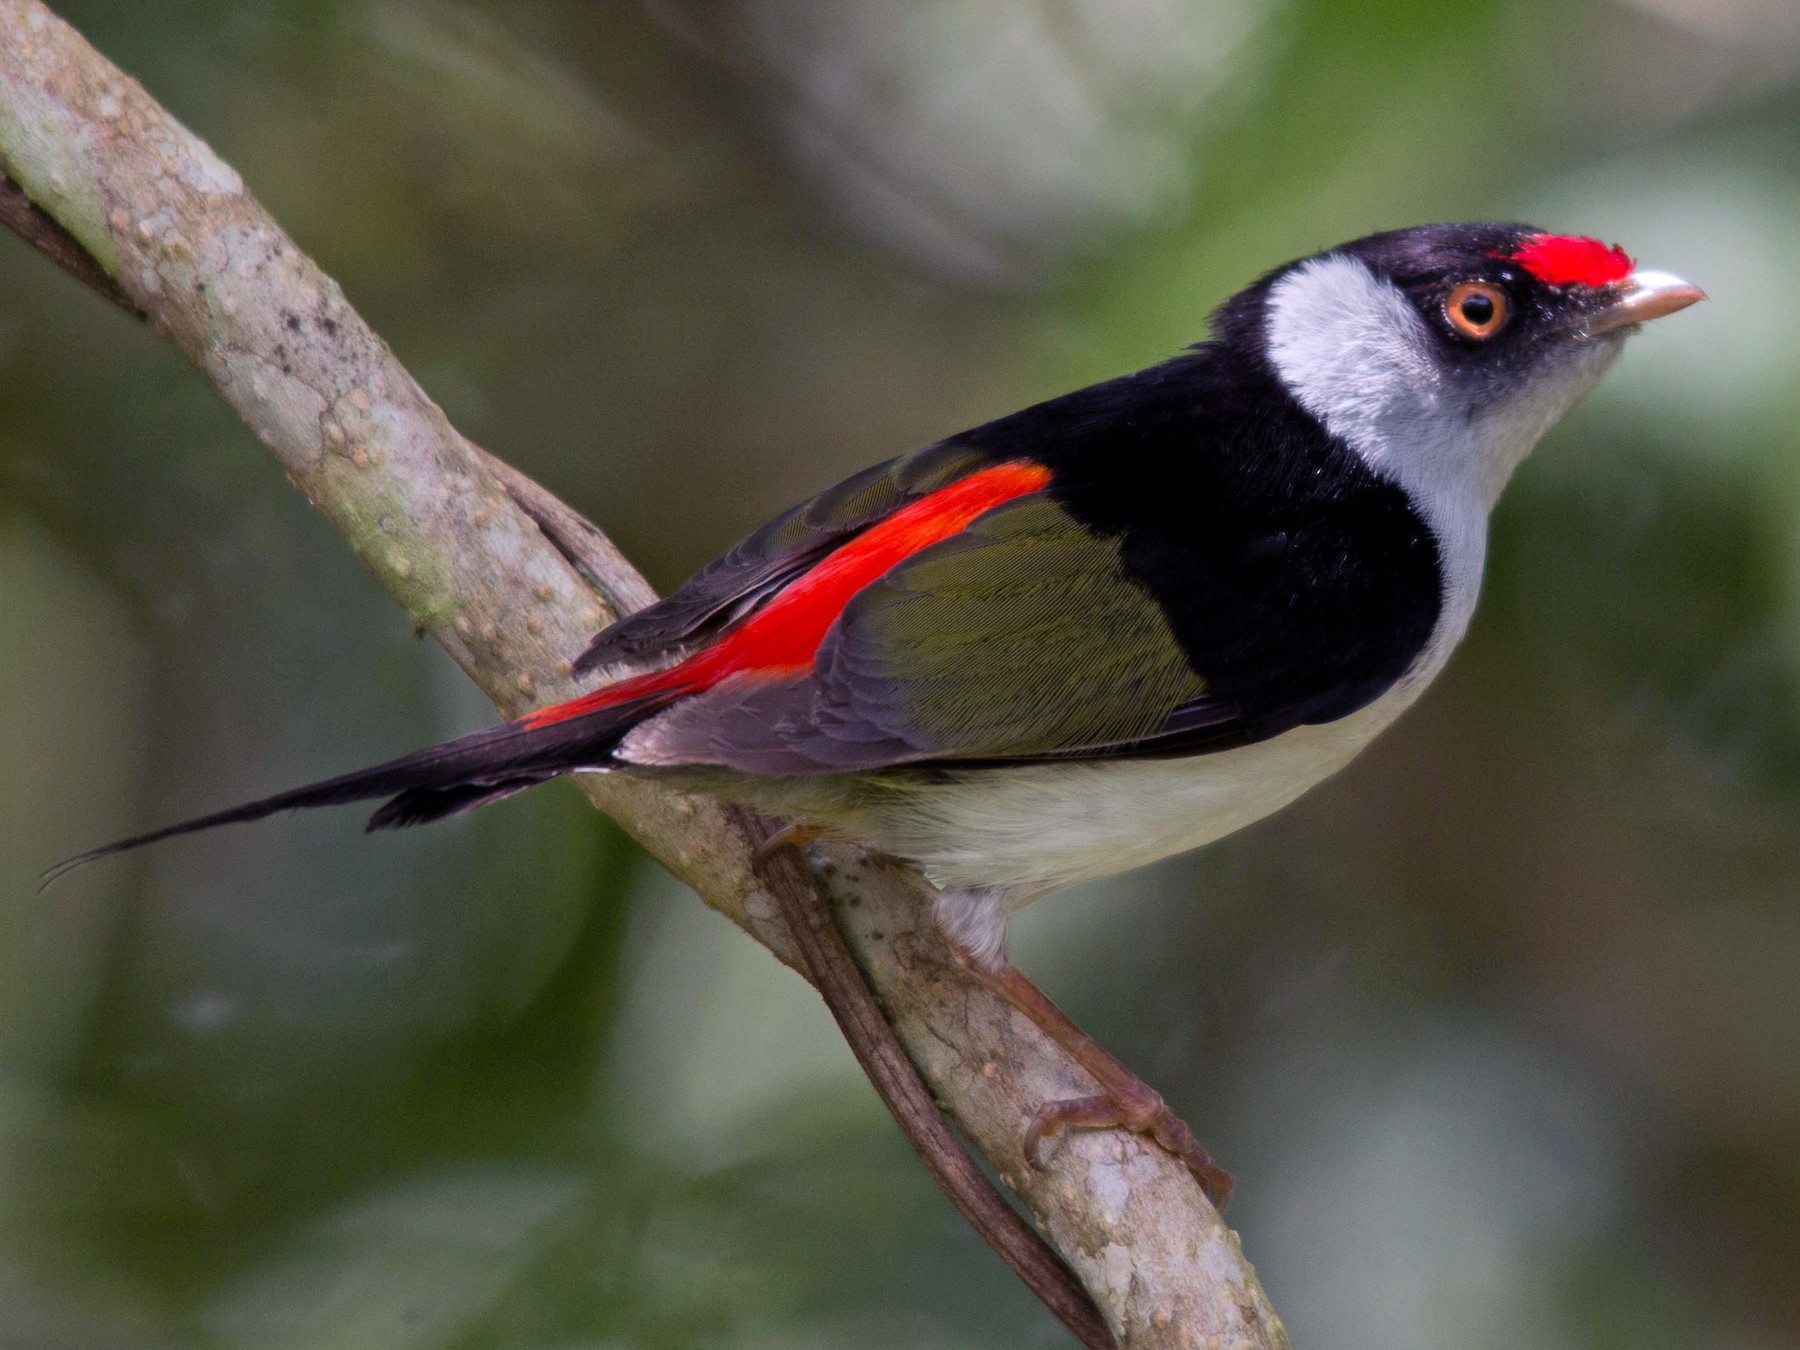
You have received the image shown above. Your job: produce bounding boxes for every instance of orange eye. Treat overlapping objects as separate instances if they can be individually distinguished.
[1444,281,1509,339]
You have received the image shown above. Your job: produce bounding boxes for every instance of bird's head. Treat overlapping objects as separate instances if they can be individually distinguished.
[1232,222,1704,513]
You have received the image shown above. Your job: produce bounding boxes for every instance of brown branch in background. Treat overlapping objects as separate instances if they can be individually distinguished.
[0,4,1292,1346]
[750,819,1116,1350]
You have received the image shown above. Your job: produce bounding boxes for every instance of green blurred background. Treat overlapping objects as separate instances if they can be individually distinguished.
[2,0,1797,1345]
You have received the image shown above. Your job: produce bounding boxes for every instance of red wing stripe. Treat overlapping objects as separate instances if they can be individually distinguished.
[520,460,1052,730]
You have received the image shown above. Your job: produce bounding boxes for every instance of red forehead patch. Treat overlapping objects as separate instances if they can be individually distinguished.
[1497,234,1634,288]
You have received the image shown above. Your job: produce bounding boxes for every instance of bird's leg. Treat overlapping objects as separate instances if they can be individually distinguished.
[946,936,1234,1210]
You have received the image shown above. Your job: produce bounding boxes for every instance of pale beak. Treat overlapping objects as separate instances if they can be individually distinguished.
[1583,269,1707,336]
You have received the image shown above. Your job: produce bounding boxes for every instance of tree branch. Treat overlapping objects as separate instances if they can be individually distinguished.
[0,155,139,316]
[0,5,1290,1346]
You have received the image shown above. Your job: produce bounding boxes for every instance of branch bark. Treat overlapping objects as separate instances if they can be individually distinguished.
[0,5,1290,1346]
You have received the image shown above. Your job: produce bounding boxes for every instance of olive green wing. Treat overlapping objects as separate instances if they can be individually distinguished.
[625,494,1229,773]
[816,495,1216,757]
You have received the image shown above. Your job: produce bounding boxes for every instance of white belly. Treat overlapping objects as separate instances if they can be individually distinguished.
[848,674,1431,898]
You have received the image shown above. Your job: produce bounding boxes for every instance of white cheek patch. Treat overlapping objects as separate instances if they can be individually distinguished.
[1263,253,1620,513]
[1264,253,1444,467]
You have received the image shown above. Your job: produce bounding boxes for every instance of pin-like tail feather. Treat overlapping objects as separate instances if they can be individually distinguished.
[40,691,669,891]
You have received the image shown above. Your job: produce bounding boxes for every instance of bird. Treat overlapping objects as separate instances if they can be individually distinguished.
[46,222,1703,1206]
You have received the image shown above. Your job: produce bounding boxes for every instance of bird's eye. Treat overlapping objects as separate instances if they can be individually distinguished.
[1444,281,1509,339]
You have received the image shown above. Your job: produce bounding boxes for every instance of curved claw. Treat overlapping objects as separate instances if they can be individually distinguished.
[1023,1088,1235,1211]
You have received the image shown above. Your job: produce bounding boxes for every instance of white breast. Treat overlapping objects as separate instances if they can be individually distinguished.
[851,629,1455,903]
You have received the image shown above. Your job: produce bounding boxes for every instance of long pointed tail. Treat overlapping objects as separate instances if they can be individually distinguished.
[40,691,669,891]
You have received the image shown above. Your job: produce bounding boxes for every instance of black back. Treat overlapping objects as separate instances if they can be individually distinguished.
[955,325,1444,746]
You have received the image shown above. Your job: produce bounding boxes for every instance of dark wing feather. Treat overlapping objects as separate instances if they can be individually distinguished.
[574,441,994,674]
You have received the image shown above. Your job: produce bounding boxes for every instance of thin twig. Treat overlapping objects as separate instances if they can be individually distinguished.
[748,814,1116,1350]
[481,449,659,626]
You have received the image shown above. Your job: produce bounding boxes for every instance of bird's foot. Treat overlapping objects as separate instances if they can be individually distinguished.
[752,820,825,867]
[1023,1083,1234,1210]
[941,920,1236,1211]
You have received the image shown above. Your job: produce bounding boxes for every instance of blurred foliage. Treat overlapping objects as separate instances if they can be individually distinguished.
[2,0,1799,1345]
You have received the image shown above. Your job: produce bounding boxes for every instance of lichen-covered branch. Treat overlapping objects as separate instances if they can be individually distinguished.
[0,4,1290,1346]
